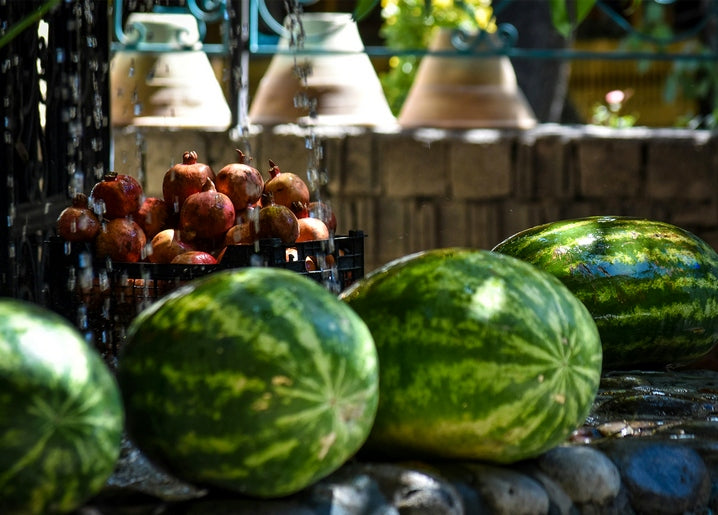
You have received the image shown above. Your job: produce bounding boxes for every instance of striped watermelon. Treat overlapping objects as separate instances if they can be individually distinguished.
[340,248,602,464]
[492,216,718,370]
[0,299,124,515]
[117,268,379,498]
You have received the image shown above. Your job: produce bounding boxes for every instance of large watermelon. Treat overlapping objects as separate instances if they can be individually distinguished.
[117,267,379,498]
[492,216,718,369]
[0,298,124,515]
[340,248,602,464]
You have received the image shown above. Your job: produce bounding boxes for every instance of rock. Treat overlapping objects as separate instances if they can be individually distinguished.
[103,437,208,502]
[537,445,621,505]
[609,442,711,514]
[351,462,463,515]
[309,466,394,514]
[521,467,577,515]
[463,463,550,515]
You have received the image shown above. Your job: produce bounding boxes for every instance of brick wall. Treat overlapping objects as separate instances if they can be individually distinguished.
[113,124,718,274]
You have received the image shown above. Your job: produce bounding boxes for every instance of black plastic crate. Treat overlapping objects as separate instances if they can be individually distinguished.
[220,231,364,290]
[46,231,365,361]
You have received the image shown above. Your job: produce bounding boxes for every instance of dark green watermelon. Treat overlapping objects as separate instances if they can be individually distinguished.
[0,299,124,515]
[117,267,378,498]
[493,216,718,369]
[340,248,602,464]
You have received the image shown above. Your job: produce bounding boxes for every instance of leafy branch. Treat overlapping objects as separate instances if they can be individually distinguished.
[354,0,605,37]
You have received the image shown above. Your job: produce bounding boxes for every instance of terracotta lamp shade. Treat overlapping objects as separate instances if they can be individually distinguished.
[110,13,231,130]
[398,29,537,130]
[248,13,396,127]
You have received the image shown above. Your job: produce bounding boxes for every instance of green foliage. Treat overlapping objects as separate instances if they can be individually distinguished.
[549,0,597,37]
[591,89,638,128]
[372,0,604,115]
[620,1,718,128]
[378,0,497,114]
[666,46,718,129]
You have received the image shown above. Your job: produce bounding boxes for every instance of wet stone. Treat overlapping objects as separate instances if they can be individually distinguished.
[461,463,550,515]
[606,441,711,515]
[536,445,621,505]
[307,466,392,514]
[431,463,495,514]
[102,436,207,502]
[356,462,464,515]
[519,468,577,515]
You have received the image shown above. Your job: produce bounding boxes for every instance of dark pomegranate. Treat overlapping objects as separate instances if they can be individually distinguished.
[56,193,101,242]
[95,218,147,263]
[162,150,216,215]
[179,190,236,242]
[90,171,143,219]
[257,203,299,244]
[136,196,171,239]
[215,149,264,213]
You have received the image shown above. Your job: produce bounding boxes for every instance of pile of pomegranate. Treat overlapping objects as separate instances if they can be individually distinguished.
[56,150,337,265]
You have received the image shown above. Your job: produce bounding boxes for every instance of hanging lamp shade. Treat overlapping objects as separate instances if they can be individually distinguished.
[398,29,537,130]
[248,12,396,127]
[110,12,231,130]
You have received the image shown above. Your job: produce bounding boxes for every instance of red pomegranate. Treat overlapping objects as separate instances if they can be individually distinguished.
[90,172,143,219]
[215,149,264,213]
[261,160,310,217]
[95,218,147,263]
[179,190,236,242]
[136,196,171,239]
[162,150,216,215]
[56,193,101,242]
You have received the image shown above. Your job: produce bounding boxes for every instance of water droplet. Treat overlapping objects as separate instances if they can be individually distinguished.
[79,266,93,291]
[77,304,88,329]
[98,270,109,291]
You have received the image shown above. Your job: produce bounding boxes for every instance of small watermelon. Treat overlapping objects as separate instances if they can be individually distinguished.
[340,248,602,464]
[117,267,379,498]
[0,299,124,515]
[493,216,718,369]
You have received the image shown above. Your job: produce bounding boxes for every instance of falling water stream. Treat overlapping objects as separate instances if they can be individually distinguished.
[283,0,341,293]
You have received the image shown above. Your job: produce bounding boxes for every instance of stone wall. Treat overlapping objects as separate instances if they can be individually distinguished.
[113,124,718,274]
